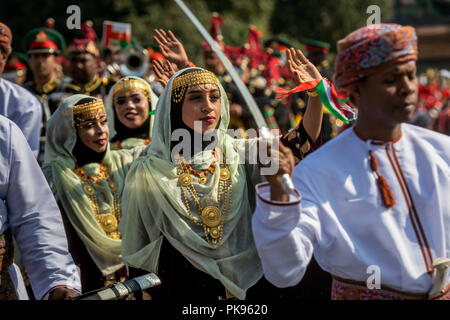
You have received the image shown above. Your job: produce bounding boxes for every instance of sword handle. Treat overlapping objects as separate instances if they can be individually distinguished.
[280,173,295,195]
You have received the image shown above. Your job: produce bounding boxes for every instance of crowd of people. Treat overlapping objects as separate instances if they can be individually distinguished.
[0,13,448,301]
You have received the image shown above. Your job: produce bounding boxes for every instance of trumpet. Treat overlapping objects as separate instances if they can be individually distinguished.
[119,46,149,77]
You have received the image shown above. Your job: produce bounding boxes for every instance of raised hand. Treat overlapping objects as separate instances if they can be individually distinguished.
[286,48,323,86]
[153,29,190,71]
[152,59,176,88]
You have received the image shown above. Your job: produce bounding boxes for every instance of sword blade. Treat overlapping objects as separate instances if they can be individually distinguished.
[173,0,268,129]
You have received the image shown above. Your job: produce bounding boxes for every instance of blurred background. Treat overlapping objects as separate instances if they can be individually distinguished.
[2,0,449,71]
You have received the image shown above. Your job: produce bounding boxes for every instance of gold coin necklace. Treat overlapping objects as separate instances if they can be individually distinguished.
[176,149,232,247]
[74,164,121,239]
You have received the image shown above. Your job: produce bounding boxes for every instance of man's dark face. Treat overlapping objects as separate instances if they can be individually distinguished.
[29,52,56,78]
[354,60,418,128]
[0,46,9,75]
[203,49,221,74]
[70,52,98,83]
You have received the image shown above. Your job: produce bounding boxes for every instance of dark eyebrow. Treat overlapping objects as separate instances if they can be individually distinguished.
[81,114,107,123]
[116,92,143,100]
[186,89,220,95]
[186,90,203,95]
[384,65,416,76]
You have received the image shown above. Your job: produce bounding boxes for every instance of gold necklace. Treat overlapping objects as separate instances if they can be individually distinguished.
[176,149,232,247]
[74,164,121,239]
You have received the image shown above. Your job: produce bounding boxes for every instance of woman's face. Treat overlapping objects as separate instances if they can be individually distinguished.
[77,113,110,153]
[114,91,150,129]
[181,84,221,134]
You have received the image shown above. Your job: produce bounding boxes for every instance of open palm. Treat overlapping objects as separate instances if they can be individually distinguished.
[153,29,189,71]
[152,59,175,88]
[286,48,323,85]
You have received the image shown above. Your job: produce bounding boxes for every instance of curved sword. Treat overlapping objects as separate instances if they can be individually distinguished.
[174,0,294,193]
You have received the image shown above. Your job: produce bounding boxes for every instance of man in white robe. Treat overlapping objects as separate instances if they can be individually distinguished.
[252,24,450,300]
[0,114,81,300]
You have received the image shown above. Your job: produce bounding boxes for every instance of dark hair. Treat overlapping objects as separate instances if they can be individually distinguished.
[75,97,97,106]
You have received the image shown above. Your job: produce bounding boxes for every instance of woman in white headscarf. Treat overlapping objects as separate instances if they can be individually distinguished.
[42,94,146,293]
[105,76,158,150]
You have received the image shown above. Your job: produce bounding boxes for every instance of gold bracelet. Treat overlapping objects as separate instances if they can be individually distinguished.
[307,89,318,97]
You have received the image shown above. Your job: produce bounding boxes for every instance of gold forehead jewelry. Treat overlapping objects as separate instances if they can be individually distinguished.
[172,70,219,103]
[113,77,151,101]
[72,99,106,127]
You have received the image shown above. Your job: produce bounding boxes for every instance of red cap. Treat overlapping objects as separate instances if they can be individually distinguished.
[150,52,164,61]
[6,56,26,71]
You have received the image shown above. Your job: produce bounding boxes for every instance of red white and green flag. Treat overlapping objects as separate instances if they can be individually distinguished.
[102,21,132,48]
[276,78,356,124]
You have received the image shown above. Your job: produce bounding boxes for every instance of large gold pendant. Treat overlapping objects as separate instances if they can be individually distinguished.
[99,213,118,233]
[220,168,231,181]
[178,172,193,186]
[201,206,221,227]
[108,181,118,191]
[198,173,207,184]
[108,230,121,240]
[83,184,95,195]
[209,227,220,239]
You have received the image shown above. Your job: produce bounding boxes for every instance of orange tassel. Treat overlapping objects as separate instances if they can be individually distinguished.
[369,151,395,208]
[369,151,378,171]
[377,175,396,208]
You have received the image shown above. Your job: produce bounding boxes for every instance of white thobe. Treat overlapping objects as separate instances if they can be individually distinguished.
[0,115,81,299]
[0,78,42,157]
[252,124,450,294]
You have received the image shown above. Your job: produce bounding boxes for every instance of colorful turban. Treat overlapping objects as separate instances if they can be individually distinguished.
[334,23,417,88]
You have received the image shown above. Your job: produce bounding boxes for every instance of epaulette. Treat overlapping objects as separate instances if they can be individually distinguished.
[65,82,82,92]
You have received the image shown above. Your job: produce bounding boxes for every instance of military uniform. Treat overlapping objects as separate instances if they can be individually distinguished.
[65,38,114,99]
[22,27,67,165]
[3,52,28,85]
[64,74,113,99]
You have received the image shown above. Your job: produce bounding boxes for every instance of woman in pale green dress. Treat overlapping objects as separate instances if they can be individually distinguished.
[119,63,325,300]
[43,94,145,293]
[105,76,158,150]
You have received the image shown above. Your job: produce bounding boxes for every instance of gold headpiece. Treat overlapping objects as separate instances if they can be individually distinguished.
[113,77,151,101]
[73,99,106,128]
[172,70,219,103]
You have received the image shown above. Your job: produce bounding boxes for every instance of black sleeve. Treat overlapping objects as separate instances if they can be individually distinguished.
[280,120,322,165]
